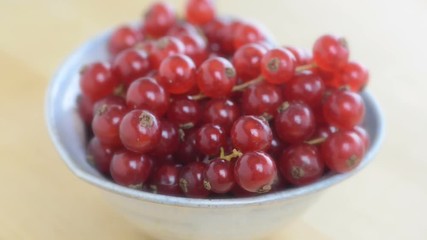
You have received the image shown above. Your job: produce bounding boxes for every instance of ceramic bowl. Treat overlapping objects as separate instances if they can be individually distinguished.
[45,28,385,240]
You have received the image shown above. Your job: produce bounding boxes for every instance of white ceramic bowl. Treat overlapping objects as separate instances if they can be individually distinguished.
[45,29,385,240]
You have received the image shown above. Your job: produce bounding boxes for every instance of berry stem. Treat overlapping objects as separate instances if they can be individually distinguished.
[305,137,327,145]
[219,147,242,161]
[295,63,317,72]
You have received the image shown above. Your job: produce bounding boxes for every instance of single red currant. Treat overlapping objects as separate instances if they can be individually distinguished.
[231,115,272,152]
[150,36,185,69]
[283,70,325,108]
[278,144,324,186]
[313,34,349,71]
[126,77,170,117]
[87,137,116,175]
[150,120,180,157]
[108,25,139,56]
[110,150,153,188]
[119,110,161,153]
[203,99,240,131]
[261,48,296,84]
[179,162,210,198]
[234,151,277,193]
[185,0,216,25]
[241,82,283,118]
[323,90,365,130]
[197,57,237,98]
[204,158,235,194]
[335,61,369,91]
[232,43,267,82]
[178,33,208,66]
[196,124,226,156]
[320,130,365,173]
[142,2,176,38]
[79,62,119,101]
[275,102,316,143]
[158,54,196,94]
[150,164,181,196]
[283,46,312,66]
[233,23,265,50]
[112,49,151,87]
[167,98,201,128]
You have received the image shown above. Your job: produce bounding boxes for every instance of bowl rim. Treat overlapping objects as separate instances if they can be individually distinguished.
[45,27,385,209]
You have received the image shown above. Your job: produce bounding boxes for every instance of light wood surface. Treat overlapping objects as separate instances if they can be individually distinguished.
[1,0,426,239]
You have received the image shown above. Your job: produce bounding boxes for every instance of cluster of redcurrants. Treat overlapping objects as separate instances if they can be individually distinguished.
[78,0,370,198]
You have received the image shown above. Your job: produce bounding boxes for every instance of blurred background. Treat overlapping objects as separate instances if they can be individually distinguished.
[0,0,426,239]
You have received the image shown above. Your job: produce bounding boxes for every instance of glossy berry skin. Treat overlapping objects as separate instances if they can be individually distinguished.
[167,98,201,128]
[150,164,181,196]
[119,110,161,153]
[261,48,296,85]
[275,102,316,144]
[185,0,216,25]
[108,25,138,56]
[278,144,324,186]
[87,137,116,175]
[179,162,210,198]
[284,71,325,108]
[202,18,227,52]
[284,46,312,65]
[178,33,208,66]
[233,23,265,50]
[175,129,203,164]
[168,22,199,37]
[77,95,95,125]
[79,62,119,101]
[323,90,365,130]
[110,150,153,188]
[112,49,151,87]
[150,121,180,157]
[234,151,277,193]
[232,43,267,82]
[197,57,237,98]
[231,116,272,152]
[336,61,369,91]
[142,2,176,38]
[91,96,127,148]
[204,158,235,193]
[216,20,243,55]
[203,99,240,131]
[353,126,370,150]
[320,130,365,173]
[150,36,185,69]
[313,34,349,71]
[267,133,285,159]
[241,82,283,118]
[158,54,196,94]
[196,124,226,156]
[126,77,170,117]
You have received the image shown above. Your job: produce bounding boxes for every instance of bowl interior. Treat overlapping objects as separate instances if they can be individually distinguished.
[46,29,385,208]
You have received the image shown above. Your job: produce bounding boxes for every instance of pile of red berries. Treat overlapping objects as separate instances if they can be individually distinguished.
[78,0,370,198]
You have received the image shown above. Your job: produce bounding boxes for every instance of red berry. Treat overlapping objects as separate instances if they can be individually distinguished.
[79,62,119,101]
[158,54,197,94]
[275,102,316,143]
[203,99,240,131]
[150,164,181,196]
[197,57,237,98]
[216,20,243,55]
[323,90,365,130]
[234,151,277,193]
[283,70,325,108]
[179,162,210,198]
[261,48,296,84]
[150,120,180,157]
[278,144,324,186]
[267,133,286,159]
[320,130,365,173]
[241,82,283,118]
[283,46,312,66]
[150,36,185,69]
[204,158,235,193]
[353,126,370,150]
[196,124,226,156]
[112,49,151,87]
[87,137,116,175]
[176,129,203,164]
[231,115,272,152]
[108,25,138,56]
[313,34,349,71]
[233,23,265,50]
[142,2,176,38]
[178,33,208,66]
[202,18,227,52]
[126,77,170,117]
[335,61,369,91]
[77,95,95,125]
[233,43,267,82]
[92,96,127,148]
[168,22,199,37]
[312,124,337,140]
[185,0,216,25]
[167,98,201,128]
[110,150,153,187]
[119,110,161,153]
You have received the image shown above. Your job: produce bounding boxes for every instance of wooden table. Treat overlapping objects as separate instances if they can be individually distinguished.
[1,0,426,239]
